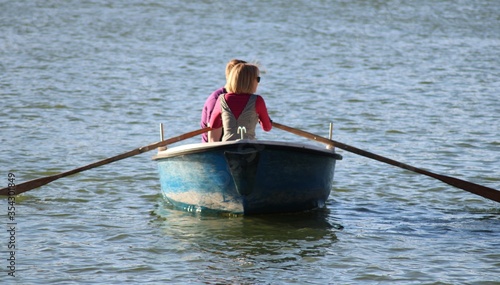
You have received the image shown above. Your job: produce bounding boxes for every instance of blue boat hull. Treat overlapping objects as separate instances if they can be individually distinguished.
[153,140,342,215]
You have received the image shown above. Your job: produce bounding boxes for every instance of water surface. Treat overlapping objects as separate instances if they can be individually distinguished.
[1,0,499,284]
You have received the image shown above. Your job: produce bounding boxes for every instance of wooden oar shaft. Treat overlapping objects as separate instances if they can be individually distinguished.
[0,127,211,196]
[273,122,500,203]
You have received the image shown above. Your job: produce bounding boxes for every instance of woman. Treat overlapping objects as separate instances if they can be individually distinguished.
[208,63,272,142]
[200,59,246,143]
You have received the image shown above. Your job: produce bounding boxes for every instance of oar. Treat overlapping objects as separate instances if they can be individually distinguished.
[0,127,211,196]
[273,122,500,203]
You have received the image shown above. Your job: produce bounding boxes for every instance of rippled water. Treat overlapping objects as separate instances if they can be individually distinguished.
[1,0,499,284]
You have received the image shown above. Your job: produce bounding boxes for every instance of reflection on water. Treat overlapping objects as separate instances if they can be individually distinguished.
[153,199,342,269]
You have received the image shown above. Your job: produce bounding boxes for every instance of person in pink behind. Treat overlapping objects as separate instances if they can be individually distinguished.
[200,59,247,143]
[208,63,272,142]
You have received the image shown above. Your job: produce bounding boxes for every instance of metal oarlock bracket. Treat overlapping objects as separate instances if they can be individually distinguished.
[158,123,167,151]
[327,122,335,150]
[329,122,333,140]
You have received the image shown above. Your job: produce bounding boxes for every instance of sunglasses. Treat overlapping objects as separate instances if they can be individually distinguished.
[257,76,261,83]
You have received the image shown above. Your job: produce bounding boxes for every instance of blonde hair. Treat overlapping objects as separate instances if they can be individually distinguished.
[226,63,260,94]
[225,59,247,79]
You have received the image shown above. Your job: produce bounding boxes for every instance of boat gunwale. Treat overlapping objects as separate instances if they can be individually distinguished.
[152,140,342,160]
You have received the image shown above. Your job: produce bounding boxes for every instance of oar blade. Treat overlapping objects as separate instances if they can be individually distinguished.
[435,174,500,203]
[0,174,61,196]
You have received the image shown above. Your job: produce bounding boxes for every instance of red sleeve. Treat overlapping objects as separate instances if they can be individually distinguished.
[255,96,272,131]
[209,97,223,128]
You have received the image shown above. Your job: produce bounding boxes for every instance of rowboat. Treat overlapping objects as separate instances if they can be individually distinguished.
[152,139,342,215]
